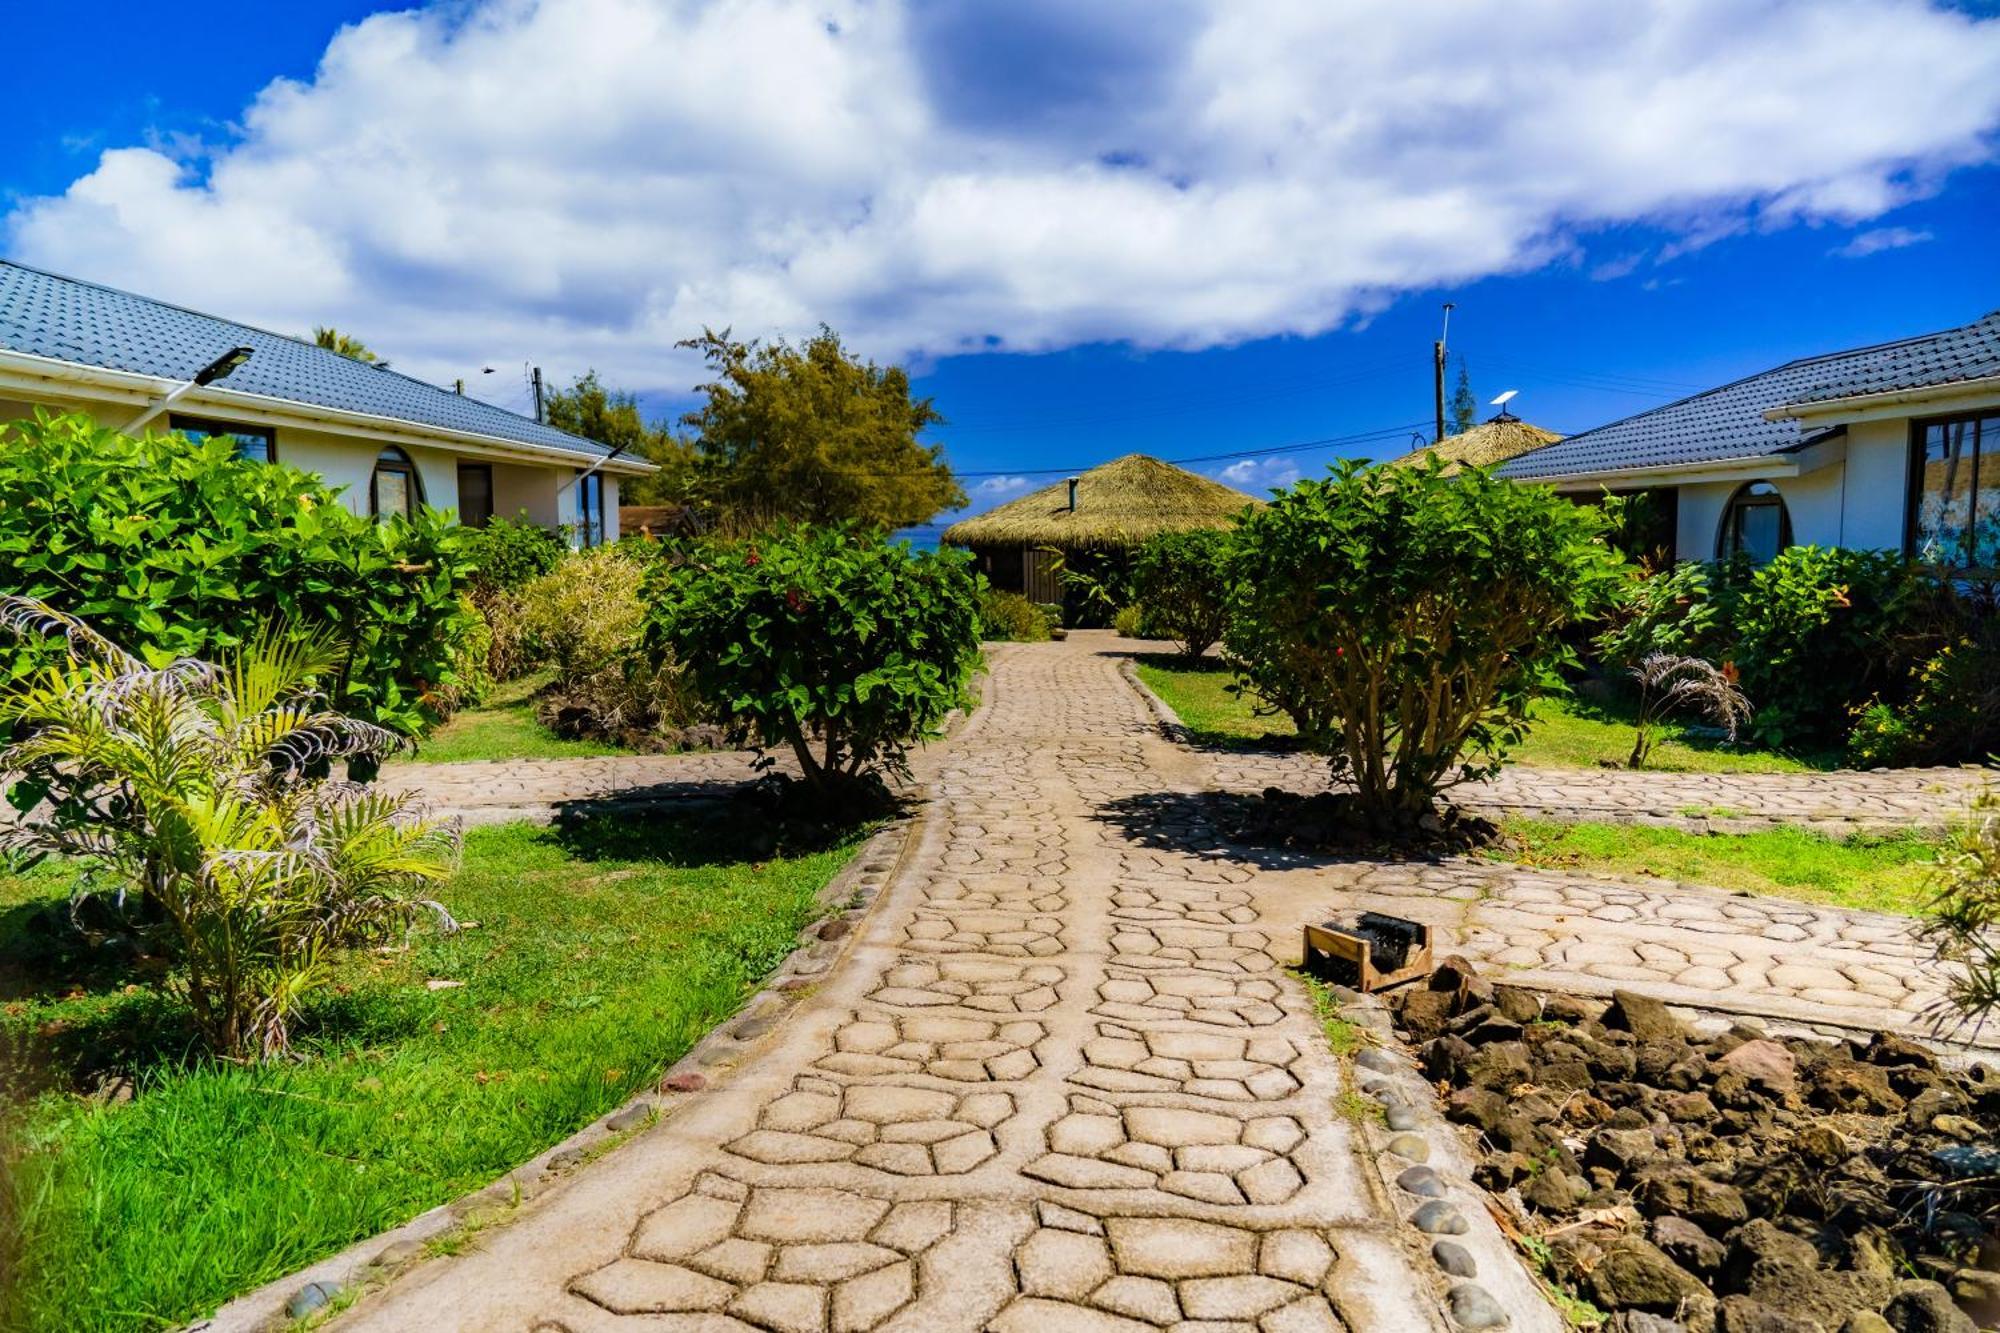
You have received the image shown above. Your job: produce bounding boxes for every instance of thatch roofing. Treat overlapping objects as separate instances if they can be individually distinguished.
[1392,416,1563,476]
[941,454,1260,551]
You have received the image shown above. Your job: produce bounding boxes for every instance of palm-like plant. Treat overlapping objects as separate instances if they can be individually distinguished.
[1627,652,1752,769]
[0,597,459,1060]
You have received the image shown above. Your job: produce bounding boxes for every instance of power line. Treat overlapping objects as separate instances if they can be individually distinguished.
[807,420,1434,481]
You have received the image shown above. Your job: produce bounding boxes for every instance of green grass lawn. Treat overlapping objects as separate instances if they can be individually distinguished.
[1489,818,1942,915]
[1131,656,1835,773]
[0,811,861,1333]
[396,673,633,764]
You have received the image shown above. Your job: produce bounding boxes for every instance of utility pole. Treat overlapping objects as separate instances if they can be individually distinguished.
[453,378,464,395]
[1433,302,1455,444]
[531,366,546,424]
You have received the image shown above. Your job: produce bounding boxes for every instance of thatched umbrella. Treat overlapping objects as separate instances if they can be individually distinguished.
[942,454,1259,607]
[1393,416,1562,476]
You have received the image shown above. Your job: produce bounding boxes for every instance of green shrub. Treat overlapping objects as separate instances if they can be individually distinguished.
[0,411,474,736]
[462,515,568,594]
[1225,460,1626,826]
[979,588,1052,642]
[1921,786,2000,1022]
[1595,560,1726,669]
[643,525,981,791]
[1113,604,1147,638]
[0,599,459,1060]
[1132,528,1234,660]
[513,547,649,677]
[431,594,493,718]
[1729,546,1922,748]
[1850,631,2000,767]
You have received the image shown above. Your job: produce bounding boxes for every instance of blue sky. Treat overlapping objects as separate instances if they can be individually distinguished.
[6,2,2000,520]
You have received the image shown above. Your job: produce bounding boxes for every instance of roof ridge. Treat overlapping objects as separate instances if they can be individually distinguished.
[0,256,561,439]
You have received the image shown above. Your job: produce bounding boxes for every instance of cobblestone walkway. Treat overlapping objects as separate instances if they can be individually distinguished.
[334,636,1997,1331]
[339,641,1545,1331]
[1203,750,1985,832]
[381,751,778,826]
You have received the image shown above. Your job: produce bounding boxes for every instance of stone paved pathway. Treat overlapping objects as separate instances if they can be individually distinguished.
[339,641,1545,1331]
[335,635,2000,1331]
[1202,749,1985,833]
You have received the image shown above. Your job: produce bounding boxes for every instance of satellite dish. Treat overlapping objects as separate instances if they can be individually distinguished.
[1491,389,1519,408]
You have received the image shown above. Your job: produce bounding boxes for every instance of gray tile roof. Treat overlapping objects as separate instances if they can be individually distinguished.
[1498,309,2000,482]
[0,260,619,462]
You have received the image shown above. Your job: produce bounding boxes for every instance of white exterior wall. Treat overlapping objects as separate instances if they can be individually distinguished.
[1838,418,1913,552]
[1668,417,1918,561]
[1675,482,1736,561]
[0,388,643,535]
[491,462,561,527]
[275,426,459,519]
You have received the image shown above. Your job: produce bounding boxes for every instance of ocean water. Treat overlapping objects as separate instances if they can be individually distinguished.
[891,525,946,551]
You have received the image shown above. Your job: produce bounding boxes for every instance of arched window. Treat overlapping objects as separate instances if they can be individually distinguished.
[371,446,422,521]
[1716,480,1791,563]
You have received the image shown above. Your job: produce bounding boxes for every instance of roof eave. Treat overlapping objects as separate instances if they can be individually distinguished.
[0,346,655,474]
[1505,454,1803,490]
[1765,371,2000,423]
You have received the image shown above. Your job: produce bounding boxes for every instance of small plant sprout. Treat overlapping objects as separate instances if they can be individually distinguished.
[1627,652,1752,769]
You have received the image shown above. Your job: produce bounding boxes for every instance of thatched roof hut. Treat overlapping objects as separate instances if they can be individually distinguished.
[1393,415,1562,476]
[943,454,1259,605]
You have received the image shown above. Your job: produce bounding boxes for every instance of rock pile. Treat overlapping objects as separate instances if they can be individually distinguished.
[1386,959,2000,1333]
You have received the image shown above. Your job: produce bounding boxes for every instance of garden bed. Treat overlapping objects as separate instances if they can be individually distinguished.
[1131,655,1834,774]
[1484,821,1945,917]
[1381,958,1999,1332]
[0,808,865,1333]
[400,673,730,764]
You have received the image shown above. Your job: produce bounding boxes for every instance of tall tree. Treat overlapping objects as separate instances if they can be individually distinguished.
[312,326,381,365]
[678,328,963,530]
[1448,357,1478,435]
[542,370,696,505]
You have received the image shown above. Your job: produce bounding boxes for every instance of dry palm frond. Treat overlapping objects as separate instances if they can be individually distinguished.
[1627,652,1752,769]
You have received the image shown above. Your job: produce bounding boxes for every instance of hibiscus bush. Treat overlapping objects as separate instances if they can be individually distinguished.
[1225,460,1626,827]
[1131,528,1234,660]
[643,525,981,792]
[0,411,475,736]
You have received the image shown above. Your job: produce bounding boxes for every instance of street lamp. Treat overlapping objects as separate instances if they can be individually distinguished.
[125,345,256,432]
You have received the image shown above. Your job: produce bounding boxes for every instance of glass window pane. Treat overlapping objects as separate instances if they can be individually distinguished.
[374,469,411,520]
[1915,420,1974,566]
[458,465,493,527]
[1738,503,1781,563]
[1976,418,2000,569]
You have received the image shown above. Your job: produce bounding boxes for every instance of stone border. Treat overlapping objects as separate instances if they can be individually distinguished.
[1333,988,1566,1333]
[1118,655,1197,747]
[190,812,923,1333]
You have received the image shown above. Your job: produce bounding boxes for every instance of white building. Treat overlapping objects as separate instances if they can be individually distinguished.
[0,261,651,542]
[1497,311,2000,567]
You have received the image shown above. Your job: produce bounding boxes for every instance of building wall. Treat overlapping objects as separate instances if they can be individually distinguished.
[1839,417,1914,552]
[1674,481,1737,561]
[492,462,561,527]
[0,390,634,540]
[275,425,459,519]
[1671,419,1918,561]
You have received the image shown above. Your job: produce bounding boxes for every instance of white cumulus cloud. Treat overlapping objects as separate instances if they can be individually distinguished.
[972,475,1034,497]
[8,0,2000,398]
[1216,457,1301,492]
